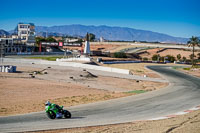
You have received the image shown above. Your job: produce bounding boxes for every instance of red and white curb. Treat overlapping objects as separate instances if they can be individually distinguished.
[148,105,200,121]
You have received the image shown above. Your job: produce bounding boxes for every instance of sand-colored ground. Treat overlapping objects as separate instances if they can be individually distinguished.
[89,44,200,61]
[63,44,120,52]
[64,43,146,53]
[0,64,167,116]
[103,63,153,77]
[140,48,199,60]
[108,45,140,53]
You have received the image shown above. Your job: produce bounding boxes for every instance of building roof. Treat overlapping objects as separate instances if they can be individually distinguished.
[18,22,35,26]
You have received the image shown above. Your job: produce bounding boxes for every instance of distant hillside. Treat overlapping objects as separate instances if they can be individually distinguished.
[37,32,65,37]
[0,29,9,36]
[35,24,188,44]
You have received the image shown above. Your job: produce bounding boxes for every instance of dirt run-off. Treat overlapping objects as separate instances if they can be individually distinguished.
[0,63,167,116]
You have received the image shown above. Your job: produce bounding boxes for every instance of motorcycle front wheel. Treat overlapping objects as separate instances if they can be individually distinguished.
[46,111,56,119]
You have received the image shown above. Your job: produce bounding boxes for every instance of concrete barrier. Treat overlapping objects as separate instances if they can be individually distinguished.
[57,57,91,62]
[3,58,130,75]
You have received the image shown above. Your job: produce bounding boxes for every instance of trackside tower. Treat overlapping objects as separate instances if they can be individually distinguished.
[84,33,90,55]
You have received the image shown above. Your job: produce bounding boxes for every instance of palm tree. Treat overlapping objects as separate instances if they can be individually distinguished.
[187,36,200,67]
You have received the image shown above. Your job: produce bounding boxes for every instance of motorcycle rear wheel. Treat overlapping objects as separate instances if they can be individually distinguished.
[64,110,71,118]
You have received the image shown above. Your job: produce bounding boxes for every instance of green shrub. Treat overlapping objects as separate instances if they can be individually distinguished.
[177,54,181,61]
[182,56,187,62]
[198,53,200,59]
[113,52,127,58]
[189,54,196,60]
[183,67,191,71]
[143,57,148,61]
[165,55,176,62]
[125,90,146,94]
[160,56,165,62]
[24,56,62,61]
[152,54,159,61]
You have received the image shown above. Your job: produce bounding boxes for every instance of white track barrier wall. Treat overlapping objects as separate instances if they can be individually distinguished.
[4,58,130,75]
[56,58,91,62]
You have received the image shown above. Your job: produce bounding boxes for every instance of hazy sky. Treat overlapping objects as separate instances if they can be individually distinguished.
[1,0,199,38]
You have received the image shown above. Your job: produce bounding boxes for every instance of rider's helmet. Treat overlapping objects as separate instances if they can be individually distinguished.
[45,101,51,106]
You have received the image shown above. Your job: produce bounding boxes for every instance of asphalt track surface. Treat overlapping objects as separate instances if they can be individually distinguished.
[0,66,200,132]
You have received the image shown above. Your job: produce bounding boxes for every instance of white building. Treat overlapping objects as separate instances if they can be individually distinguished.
[17,23,35,45]
[65,38,79,43]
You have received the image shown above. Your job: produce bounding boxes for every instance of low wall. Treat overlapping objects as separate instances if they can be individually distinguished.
[3,58,130,75]
[56,57,91,62]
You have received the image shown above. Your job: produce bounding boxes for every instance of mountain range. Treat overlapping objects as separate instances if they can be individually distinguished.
[1,25,189,44]
[35,25,188,44]
[0,29,10,36]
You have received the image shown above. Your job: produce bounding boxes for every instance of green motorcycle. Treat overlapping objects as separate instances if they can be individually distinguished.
[45,104,71,119]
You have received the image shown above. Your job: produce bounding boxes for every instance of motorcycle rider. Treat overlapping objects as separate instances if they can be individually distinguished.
[45,101,63,118]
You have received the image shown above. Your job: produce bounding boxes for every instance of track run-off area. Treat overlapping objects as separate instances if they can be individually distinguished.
[0,66,200,132]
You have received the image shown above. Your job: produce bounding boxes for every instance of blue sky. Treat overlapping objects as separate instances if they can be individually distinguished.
[0,0,200,38]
